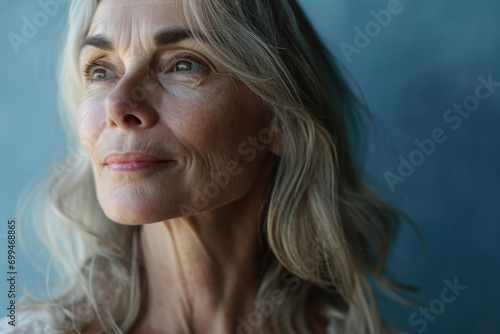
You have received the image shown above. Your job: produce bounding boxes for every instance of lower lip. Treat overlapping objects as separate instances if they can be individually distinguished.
[106,161,175,172]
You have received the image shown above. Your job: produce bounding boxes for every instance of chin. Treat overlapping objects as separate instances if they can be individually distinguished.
[94,178,184,224]
[98,194,183,225]
[103,207,175,225]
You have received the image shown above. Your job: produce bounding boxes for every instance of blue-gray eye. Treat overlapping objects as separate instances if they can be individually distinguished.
[173,61,206,72]
[92,68,116,80]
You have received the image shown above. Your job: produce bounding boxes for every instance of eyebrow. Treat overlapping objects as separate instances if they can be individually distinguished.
[80,34,114,53]
[79,28,196,54]
[154,28,194,47]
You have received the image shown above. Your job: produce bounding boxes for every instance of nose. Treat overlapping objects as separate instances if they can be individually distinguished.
[105,73,159,129]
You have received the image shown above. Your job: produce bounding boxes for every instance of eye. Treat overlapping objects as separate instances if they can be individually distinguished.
[82,61,117,82]
[90,68,116,81]
[173,60,206,72]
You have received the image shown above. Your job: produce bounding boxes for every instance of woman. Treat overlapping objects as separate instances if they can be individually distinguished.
[4,0,403,333]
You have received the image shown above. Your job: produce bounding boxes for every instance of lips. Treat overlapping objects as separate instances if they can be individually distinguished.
[103,152,175,172]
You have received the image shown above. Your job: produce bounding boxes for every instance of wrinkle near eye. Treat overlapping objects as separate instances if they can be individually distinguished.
[161,67,211,91]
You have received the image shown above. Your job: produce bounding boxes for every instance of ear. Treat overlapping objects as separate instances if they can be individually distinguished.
[268,116,284,156]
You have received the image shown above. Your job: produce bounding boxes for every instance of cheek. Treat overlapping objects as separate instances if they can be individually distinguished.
[77,94,107,156]
[171,83,267,164]
[168,83,271,206]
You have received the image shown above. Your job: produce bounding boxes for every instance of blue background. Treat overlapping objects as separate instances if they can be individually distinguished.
[1,0,499,333]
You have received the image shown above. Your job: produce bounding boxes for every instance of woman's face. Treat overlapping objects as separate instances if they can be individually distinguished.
[78,0,278,224]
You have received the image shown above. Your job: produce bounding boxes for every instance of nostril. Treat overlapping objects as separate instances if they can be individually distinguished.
[105,94,159,129]
[123,114,142,126]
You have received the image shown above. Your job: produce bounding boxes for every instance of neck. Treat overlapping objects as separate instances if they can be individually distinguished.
[131,161,273,334]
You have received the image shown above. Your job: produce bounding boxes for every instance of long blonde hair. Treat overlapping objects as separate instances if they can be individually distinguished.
[21,0,403,332]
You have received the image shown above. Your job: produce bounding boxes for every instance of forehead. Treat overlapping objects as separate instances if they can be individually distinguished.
[89,0,185,38]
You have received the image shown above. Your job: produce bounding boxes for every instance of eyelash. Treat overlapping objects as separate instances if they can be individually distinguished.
[173,54,204,68]
[81,54,207,81]
[82,61,100,77]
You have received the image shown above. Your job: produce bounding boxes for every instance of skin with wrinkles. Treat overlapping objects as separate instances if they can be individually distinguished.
[78,0,281,332]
